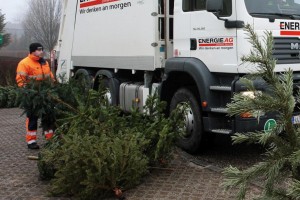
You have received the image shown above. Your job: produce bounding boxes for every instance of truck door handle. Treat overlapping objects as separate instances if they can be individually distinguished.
[190,38,197,50]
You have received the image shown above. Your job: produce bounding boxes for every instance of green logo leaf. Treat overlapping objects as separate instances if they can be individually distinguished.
[264,119,277,133]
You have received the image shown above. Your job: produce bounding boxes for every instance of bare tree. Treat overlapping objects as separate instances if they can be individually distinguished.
[22,0,61,52]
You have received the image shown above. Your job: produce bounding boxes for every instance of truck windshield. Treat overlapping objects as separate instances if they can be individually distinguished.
[245,0,300,19]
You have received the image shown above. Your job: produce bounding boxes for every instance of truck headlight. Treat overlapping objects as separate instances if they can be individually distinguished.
[240,91,264,118]
[241,91,262,99]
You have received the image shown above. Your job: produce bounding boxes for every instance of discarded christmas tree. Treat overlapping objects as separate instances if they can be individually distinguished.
[223,25,300,199]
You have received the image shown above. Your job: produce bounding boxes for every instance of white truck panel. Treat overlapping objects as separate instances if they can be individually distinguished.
[71,0,158,70]
[57,0,78,80]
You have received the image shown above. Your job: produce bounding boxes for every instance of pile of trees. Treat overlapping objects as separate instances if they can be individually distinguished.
[3,77,185,199]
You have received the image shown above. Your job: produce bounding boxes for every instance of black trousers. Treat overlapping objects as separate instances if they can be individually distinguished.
[26,112,54,132]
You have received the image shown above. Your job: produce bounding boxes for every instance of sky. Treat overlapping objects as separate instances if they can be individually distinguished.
[0,0,28,23]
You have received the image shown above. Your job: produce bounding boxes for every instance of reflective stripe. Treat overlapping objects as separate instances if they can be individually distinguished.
[44,129,54,134]
[17,72,51,79]
[44,129,54,135]
[28,74,51,79]
[27,140,37,144]
[44,74,51,78]
[17,71,28,76]
[45,130,54,139]
[45,133,53,140]
[27,131,37,136]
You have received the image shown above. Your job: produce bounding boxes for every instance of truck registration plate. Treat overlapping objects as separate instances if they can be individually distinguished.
[292,115,300,125]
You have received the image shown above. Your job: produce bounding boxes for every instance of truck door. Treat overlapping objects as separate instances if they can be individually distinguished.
[174,0,191,57]
[189,0,238,73]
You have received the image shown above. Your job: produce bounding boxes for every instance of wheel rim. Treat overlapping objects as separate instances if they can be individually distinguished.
[104,89,112,105]
[178,103,194,138]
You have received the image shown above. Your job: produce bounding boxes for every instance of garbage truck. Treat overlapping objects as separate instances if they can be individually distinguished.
[56,0,300,153]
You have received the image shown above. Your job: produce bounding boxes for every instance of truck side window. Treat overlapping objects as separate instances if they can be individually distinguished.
[182,0,232,17]
[195,0,206,11]
[182,0,191,11]
[219,0,232,17]
[182,0,206,11]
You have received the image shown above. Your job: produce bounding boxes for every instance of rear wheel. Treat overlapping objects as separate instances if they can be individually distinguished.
[96,76,119,106]
[74,69,94,90]
[170,88,203,153]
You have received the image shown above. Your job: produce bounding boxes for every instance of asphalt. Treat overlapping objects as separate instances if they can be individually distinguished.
[0,108,261,200]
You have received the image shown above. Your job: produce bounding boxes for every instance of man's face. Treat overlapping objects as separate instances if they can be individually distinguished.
[32,47,44,57]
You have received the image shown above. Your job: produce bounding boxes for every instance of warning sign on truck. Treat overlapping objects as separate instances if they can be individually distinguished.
[198,37,234,50]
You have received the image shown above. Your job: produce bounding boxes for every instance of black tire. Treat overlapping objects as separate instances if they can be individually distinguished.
[74,69,93,90]
[170,87,203,153]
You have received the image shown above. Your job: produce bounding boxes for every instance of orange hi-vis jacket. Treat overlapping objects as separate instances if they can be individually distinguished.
[16,54,54,87]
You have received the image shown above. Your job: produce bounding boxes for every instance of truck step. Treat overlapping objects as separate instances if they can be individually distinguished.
[210,129,232,134]
[209,86,231,92]
[210,107,228,113]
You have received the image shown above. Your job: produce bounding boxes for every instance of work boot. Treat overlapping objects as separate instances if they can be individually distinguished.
[27,142,40,149]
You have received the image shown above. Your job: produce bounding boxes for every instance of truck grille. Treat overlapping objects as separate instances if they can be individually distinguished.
[273,37,300,64]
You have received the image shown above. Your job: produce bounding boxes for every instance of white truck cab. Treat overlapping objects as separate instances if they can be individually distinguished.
[56,0,300,153]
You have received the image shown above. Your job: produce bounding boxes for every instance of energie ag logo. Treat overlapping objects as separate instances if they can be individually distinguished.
[80,0,119,8]
[280,22,300,36]
[198,37,234,47]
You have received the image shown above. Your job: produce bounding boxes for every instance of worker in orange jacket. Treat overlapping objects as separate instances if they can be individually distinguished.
[16,43,55,149]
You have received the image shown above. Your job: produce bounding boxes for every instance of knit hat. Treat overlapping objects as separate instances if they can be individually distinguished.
[29,43,43,53]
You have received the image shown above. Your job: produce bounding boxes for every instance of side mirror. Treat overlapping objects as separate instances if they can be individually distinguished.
[206,0,223,13]
[206,0,244,29]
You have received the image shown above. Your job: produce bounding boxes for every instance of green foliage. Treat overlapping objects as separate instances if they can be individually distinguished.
[0,86,19,108]
[223,25,300,199]
[17,78,57,118]
[288,179,300,199]
[16,76,88,124]
[36,80,185,199]
[44,131,148,199]
[0,11,11,48]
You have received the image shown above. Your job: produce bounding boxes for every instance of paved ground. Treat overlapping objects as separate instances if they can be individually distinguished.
[0,108,262,200]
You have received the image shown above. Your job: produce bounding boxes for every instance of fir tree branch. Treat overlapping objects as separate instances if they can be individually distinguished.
[224,24,300,199]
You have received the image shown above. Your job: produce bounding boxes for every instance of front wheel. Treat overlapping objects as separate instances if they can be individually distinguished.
[170,88,203,153]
